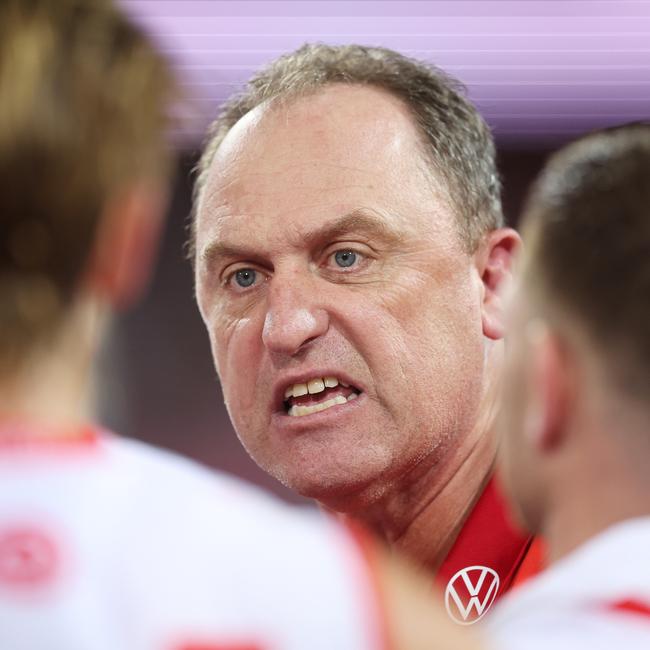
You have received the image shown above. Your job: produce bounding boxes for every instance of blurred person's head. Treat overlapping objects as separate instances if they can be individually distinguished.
[194,44,519,515]
[499,124,650,556]
[0,0,175,421]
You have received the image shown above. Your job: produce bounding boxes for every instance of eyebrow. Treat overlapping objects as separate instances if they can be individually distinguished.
[199,208,404,267]
[302,209,404,248]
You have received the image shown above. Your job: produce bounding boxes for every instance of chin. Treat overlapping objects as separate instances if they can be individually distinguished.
[245,427,399,510]
[270,460,391,513]
[277,472,387,514]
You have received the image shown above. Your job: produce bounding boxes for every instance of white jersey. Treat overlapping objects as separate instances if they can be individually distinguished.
[0,428,384,650]
[486,517,650,650]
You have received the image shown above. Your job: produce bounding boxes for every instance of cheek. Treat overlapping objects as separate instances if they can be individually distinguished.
[208,309,266,427]
[398,273,484,389]
[336,272,485,435]
[395,273,486,441]
[504,336,532,435]
[498,350,531,497]
[392,258,482,342]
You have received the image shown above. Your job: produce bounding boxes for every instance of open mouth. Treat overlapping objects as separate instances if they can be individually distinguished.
[283,376,361,417]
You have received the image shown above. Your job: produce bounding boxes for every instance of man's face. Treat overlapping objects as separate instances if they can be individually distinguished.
[195,85,488,507]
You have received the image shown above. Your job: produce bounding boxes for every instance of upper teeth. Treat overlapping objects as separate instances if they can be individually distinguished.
[284,376,349,399]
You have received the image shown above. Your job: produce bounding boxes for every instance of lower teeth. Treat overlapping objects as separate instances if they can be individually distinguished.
[288,393,358,417]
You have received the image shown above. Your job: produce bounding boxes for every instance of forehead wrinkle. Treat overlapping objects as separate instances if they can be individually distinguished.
[297,208,407,248]
[200,206,408,268]
[203,165,375,218]
[222,167,378,199]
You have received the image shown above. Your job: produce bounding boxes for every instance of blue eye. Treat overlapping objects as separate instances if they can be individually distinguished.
[334,250,357,268]
[234,268,256,288]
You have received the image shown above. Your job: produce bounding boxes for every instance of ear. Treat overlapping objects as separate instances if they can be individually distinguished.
[476,228,521,340]
[83,182,168,309]
[524,321,569,454]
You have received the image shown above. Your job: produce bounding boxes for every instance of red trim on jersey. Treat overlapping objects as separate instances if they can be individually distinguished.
[436,476,541,603]
[176,644,264,650]
[0,420,100,454]
[511,537,546,589]
[605,599,650,620]
[345,520,394,650]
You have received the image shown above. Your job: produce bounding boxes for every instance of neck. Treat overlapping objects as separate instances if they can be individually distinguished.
[543,449,650,565]
[0,298,106,435]
[345,341,503,572]
[392,422,497,572]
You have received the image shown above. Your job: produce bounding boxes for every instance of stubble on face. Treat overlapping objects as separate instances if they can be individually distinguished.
[195,85,487,511]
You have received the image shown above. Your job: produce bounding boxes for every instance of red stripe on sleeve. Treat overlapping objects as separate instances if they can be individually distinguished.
[511,537,546,589]
[177,643,263,650]
[605,599,650,619]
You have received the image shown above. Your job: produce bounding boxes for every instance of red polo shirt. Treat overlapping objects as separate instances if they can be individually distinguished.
[436,476,544,624]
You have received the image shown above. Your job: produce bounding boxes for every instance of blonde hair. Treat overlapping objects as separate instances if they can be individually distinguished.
[0,0,176,370]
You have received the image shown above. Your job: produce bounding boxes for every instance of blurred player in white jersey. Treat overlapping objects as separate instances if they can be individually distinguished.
[0,1,476,649]
[486,123,650,649]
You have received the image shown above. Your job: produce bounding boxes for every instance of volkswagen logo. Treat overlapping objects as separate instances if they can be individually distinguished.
[444,565,500,625]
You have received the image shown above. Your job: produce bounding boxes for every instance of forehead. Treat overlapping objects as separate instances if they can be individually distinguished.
[197,84,456,252]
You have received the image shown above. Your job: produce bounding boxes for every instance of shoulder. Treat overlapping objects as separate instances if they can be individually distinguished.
[0,432,381,649]
[102,437,381,649]
[486,604,650,650]
[486,519,650,650]
[102,434,366,588]
[104,434,271,502]
[102,434,331,541]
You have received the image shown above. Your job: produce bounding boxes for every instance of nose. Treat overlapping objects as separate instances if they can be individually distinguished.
[262,275,329,356]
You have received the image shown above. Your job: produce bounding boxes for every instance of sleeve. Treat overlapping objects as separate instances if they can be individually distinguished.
[486,607,650,650]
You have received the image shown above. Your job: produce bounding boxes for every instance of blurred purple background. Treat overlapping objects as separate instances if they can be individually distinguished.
[100,1,650,501]
[121,0,650,148]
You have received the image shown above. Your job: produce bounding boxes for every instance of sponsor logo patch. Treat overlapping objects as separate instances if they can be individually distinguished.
[445,565,500,625]
[0,526,59,588]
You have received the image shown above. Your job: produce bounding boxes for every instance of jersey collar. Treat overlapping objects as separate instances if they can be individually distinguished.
[436,475,536,623]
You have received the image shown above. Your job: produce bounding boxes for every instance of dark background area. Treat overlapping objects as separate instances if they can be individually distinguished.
[98,148,548,503]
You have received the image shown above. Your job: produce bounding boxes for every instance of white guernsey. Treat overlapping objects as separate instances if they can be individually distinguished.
[0,427,383,650]
[487,519,650,650]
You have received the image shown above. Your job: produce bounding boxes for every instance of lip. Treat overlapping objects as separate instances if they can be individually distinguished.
[271,390,366,433]
[271,369,365,415]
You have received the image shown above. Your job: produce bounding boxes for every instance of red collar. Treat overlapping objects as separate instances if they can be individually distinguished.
[0,419,100,453]
[435,475,540,623]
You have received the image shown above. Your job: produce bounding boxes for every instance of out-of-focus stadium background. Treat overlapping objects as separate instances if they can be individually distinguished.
[100,0,650,502]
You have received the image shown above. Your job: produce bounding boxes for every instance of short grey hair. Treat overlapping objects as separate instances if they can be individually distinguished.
[193,43,503,253]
